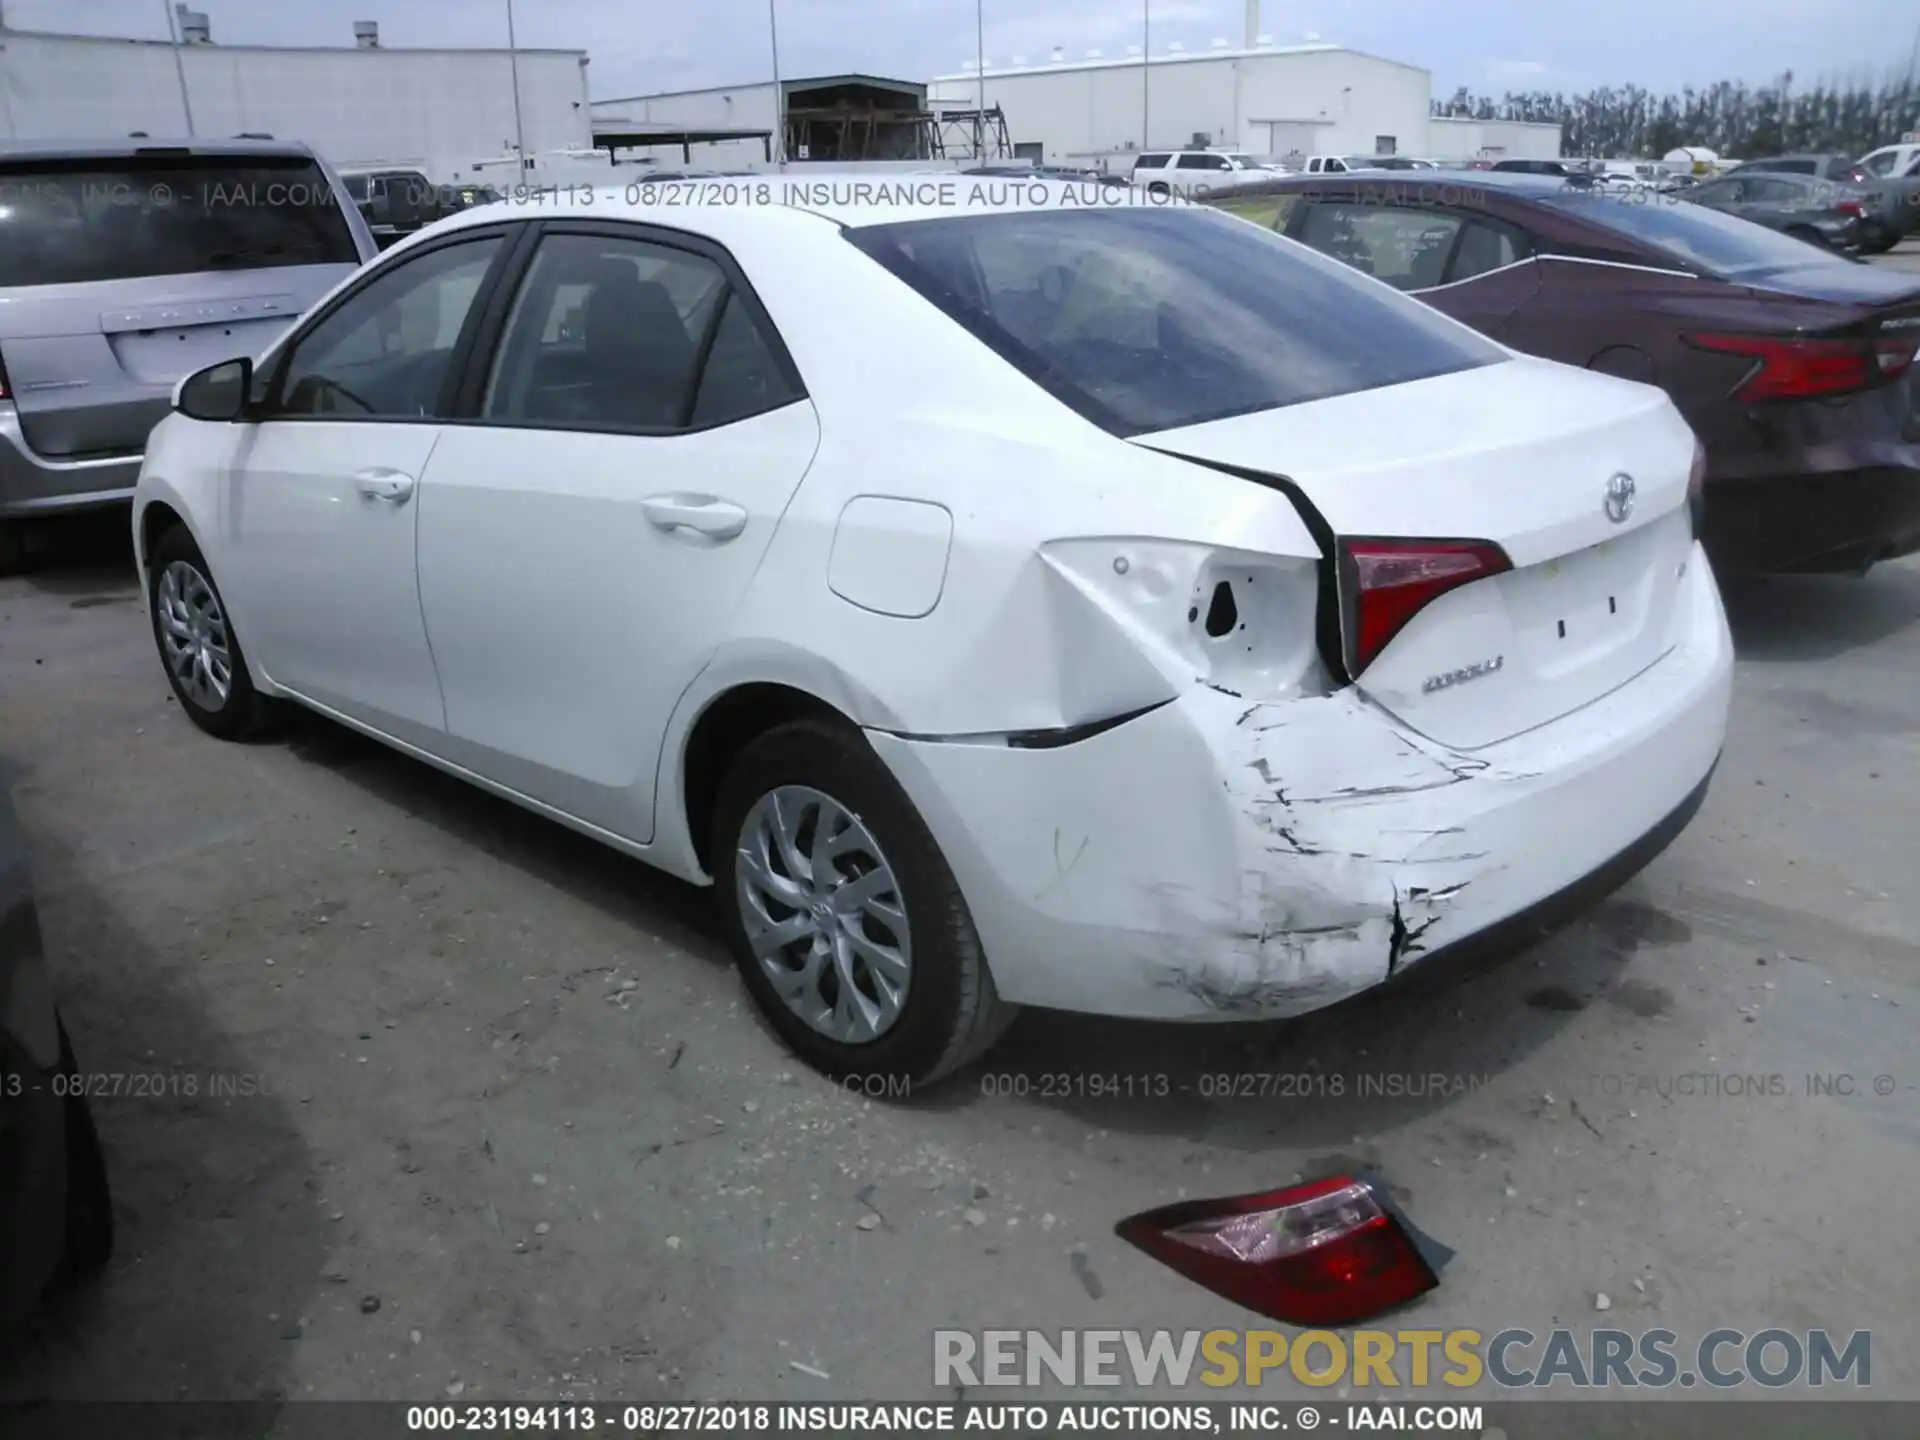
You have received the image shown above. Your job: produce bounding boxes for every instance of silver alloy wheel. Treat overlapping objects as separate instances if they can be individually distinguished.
[734,785,912,1044]
[156,559,233,710]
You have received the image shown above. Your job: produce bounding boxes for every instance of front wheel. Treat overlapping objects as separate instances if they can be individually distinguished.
[147,525,278,740]
[710,718,1015,1089]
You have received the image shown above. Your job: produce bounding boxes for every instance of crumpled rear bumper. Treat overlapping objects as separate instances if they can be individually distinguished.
[869,545,1732,1020]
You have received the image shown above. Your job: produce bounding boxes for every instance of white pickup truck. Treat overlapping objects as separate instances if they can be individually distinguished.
[1130,150,1276,197]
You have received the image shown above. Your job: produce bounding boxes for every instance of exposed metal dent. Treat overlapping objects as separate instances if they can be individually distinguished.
[1181,688,1525,1007]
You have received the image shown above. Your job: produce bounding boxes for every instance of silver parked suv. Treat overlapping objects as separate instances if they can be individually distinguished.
[0,138,376,572]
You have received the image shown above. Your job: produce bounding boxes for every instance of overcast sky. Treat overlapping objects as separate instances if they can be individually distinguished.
[8,0,1918,99]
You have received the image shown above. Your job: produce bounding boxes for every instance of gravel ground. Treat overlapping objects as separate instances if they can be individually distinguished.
[3,294,1919,1405]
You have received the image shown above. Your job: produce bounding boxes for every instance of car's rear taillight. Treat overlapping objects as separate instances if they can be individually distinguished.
[1116,1177,1446,1326]
[1687,439,1708,540]
[1835,199,1866,218]
[1337,537,1511,677]
[1683,332,1916,402]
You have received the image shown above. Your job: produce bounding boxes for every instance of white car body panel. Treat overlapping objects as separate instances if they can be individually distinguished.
[134,182,1733,1026]
[413,403,823,844]
[215,420,447,736]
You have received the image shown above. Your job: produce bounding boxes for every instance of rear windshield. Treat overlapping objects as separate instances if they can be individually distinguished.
[843,206,1505,437]
[0,154,361,287]
[1539,190,1856,278]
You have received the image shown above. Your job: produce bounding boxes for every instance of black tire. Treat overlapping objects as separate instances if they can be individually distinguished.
[1147,181,1171,199]
[147,523,279,740]
[710,718,1016,1090]
[53,1021,112,1285]
[0,521,25,578]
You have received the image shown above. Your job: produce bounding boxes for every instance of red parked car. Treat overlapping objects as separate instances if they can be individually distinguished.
[1209,172,1920,576]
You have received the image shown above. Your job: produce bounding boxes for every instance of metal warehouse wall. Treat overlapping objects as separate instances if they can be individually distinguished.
[591,83,779,167]
[931,48,1434,165]
[1427,117,1564,161]
[0,32,592,182]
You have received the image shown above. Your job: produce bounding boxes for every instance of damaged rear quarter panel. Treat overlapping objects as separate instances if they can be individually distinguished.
[868,684,1530,1020]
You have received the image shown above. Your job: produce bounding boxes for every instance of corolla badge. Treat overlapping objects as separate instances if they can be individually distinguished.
[1604,473,1636,525]
[1422,656,1505,694]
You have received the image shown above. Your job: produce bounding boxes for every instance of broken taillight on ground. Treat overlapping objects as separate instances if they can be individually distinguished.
[1115,1175,1450,1326]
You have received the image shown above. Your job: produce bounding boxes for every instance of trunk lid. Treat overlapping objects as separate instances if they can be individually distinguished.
[1,278,342,458]
[1745,261,1920,311]
[1139,356,1699,750]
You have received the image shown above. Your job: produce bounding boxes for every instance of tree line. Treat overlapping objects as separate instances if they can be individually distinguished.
[1432,74,1919,159]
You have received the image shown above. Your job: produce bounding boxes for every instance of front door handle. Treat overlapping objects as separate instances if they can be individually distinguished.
[641,493,748,541]
[354,468,416,504]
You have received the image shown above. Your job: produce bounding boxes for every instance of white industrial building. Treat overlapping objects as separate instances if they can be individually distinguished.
[0,11,592,183]
[597,12,1562,176]
[926,40,1562,168]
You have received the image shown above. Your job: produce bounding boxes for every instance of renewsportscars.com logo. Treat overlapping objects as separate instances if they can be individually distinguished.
[933,1328,1872,1390]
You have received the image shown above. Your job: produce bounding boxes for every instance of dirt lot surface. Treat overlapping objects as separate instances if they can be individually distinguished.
[4,268,1919,1406]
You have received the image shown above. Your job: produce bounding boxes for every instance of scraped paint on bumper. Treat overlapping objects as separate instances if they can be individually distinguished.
[869,546,1732,1020]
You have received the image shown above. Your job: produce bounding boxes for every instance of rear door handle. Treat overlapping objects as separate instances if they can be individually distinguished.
[354,468,416,504]
[641,493,748,541]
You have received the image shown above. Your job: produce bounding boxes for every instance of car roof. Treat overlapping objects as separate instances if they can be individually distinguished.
[0,136,321,163]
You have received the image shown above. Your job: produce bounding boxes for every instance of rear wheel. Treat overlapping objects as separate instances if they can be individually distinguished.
[147,525,278,740]
[710,718,1015,1089]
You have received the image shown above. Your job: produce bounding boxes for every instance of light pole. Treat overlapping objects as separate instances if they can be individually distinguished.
[505,0,527,174]
[161,1,196,137]
[1141,0,1150,150]
[975,0,986,159]
[768,0,784,165]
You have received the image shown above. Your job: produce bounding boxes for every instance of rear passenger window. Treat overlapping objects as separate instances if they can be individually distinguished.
[1295,203,1464,290]
[1135,154,1170,169]
[0,154,362,287]
[1448,220,1532,283]
[689,293,799,428]
[484,232,795,432]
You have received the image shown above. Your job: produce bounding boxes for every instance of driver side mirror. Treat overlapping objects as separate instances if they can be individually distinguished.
[174,357,253,422]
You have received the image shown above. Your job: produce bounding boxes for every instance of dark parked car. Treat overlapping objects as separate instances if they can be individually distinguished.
[1682,172,1868,251]
[1727,154,1913,251]
[336,166,444,250]
[1207,172,1920,575]
[1,779,112,1332]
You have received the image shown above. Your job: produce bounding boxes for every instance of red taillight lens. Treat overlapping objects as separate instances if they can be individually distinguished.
[1683,332,1914,402]
[1116,1177,1444,1326]
[1338,538,1511,677]
[1835,200,1865,217]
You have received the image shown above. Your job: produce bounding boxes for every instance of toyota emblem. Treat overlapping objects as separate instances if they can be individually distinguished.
[1604,473,1636,525]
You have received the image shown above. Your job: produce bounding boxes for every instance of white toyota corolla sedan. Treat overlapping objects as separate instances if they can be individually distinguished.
[132,180,1732,1086]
